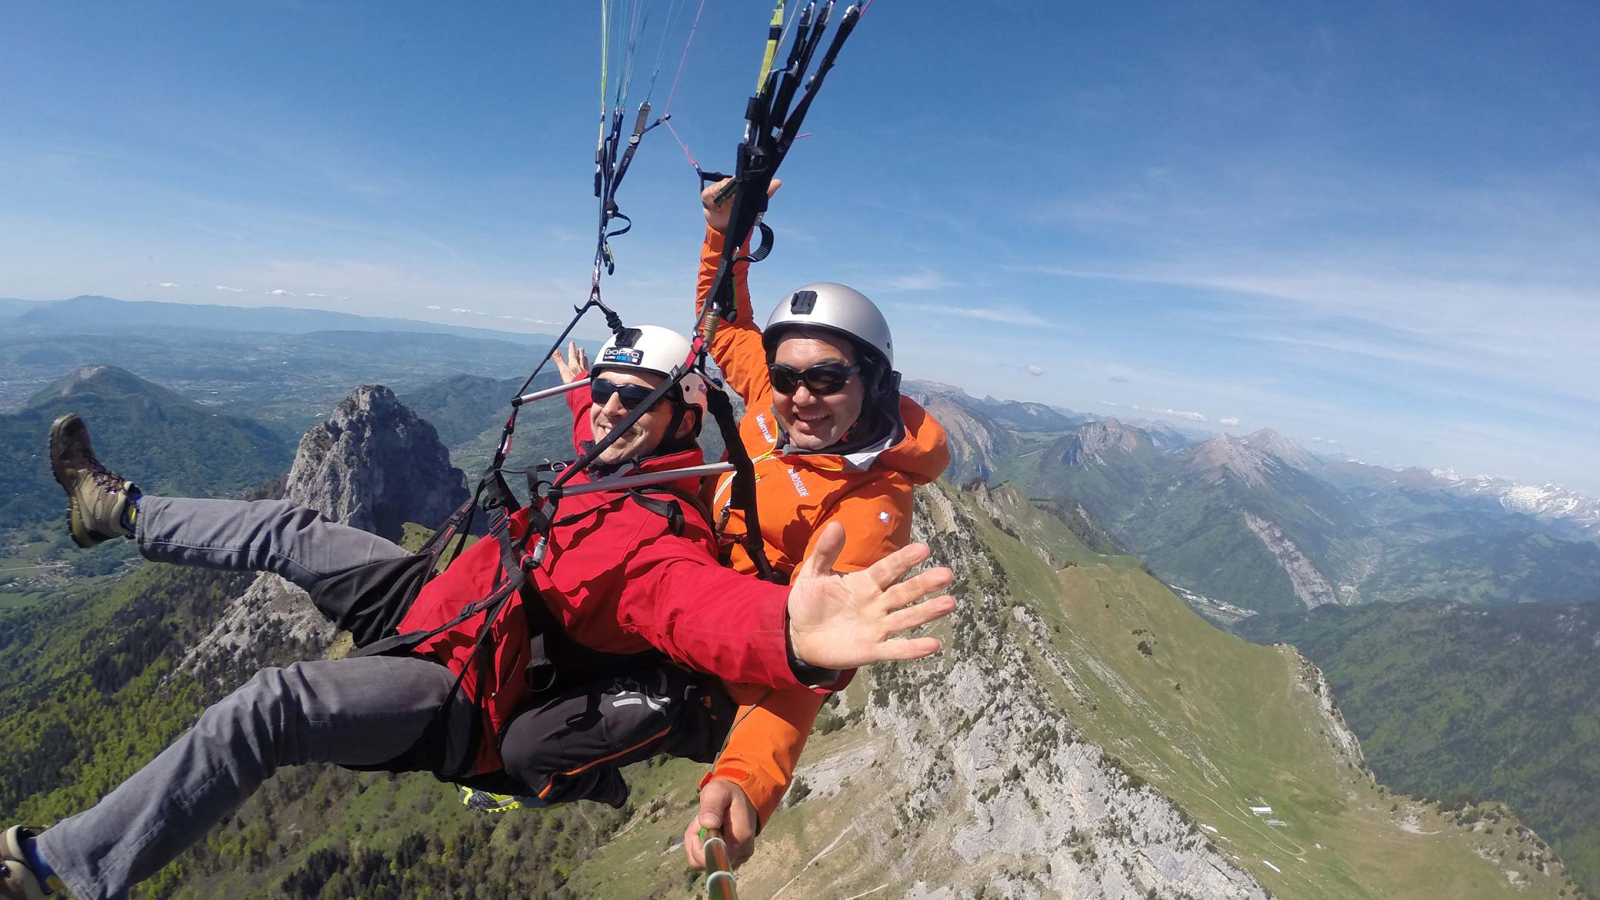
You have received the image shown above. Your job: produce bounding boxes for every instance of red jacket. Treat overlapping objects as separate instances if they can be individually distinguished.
[398,386,810,772]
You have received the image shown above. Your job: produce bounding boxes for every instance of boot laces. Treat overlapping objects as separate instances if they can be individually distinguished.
[86,463,126,494]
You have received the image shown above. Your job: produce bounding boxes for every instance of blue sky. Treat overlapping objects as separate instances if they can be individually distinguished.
[3,1,1597,492]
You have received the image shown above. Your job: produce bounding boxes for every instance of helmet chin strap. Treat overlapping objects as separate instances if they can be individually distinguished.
[655,399,698,456]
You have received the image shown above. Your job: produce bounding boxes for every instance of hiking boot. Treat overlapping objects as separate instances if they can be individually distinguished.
[49,414,138,548]
[1,826,55,900]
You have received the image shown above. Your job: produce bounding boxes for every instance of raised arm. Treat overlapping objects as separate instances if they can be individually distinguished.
[555,341,594,456]
[695,178,782,408]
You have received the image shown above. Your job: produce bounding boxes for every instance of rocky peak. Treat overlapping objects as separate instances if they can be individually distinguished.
[182,385,467,678]
[903,382,1006,485]
[1190,435,1279,488]
[1059,418,1149,466]
[1239,428,1316,470]
[905,379,972,400]
[286,384,468,543]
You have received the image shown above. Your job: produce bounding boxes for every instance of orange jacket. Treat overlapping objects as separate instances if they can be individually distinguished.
[695,227,950,824]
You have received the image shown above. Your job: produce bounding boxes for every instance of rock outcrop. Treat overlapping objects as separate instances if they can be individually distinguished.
[781,483,1270,899]
[903,382,1011,485]
[1242,511,1339,608]
[182,385,466,677]
[285,384,467,543]
[1059,419,1151,467]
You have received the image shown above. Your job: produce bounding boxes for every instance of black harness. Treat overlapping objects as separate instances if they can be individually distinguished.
[308,467,725,792]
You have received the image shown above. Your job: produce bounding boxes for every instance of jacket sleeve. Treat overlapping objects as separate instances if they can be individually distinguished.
[705,479,918,824]
[614,524,827,692]
[700,689,827,827]
[696,226,773,410]
[566,382,594,455]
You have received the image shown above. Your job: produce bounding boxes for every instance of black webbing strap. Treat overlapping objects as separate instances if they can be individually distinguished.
[697,2,862,328]
[705,384,779,583]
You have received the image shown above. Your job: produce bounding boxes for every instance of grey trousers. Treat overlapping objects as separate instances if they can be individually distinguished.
[37,498,450,900]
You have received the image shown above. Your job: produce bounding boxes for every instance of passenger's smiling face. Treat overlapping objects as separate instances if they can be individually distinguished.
[770,329,865,451]
[588,368,676,465]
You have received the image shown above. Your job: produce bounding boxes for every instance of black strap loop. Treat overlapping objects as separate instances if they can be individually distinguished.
[705,384,779,582]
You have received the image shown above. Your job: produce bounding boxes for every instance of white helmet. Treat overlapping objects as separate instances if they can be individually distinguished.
[762,282,894,366]
[594,325,710,425]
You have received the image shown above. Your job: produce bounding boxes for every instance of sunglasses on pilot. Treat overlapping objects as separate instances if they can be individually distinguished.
[590,378,665,411]
[767,362,860,397]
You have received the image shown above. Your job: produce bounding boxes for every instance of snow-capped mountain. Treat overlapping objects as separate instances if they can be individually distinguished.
[1432,468,1600,539]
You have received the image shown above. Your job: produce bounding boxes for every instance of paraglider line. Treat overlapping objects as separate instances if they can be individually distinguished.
[663,0,708,115]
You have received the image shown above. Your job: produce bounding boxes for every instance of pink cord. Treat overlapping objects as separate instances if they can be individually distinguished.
[665,117,701,170]
[663,0,708,115]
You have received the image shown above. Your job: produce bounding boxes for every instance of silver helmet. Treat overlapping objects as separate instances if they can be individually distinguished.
[762,282,894,367]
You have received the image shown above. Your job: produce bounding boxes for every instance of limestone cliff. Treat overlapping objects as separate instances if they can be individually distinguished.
[181,384,465,678]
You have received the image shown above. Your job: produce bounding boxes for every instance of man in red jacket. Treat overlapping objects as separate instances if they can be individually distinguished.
[2,326,955,900]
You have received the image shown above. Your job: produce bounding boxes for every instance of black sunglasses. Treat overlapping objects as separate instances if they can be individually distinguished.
[768,362,860,397]
[590,377,664,411]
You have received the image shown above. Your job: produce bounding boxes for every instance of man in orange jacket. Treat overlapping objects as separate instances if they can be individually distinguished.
[684,179,952,867]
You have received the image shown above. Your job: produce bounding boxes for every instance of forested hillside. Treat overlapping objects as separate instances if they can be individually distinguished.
[1239,600,1600,894]
[0,366,292,536]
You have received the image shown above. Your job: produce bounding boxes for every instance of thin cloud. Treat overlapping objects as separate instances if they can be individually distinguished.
[265,289,295,297]
[1014,164,1600,416]
[306,292,329,298]
[1099,400,1208,423]
[935,305,1055,328]
[426,305,442,310]
[1220,416,1241,427]
[1025,365,1044,376]
[879,269,953,292]
[1109,374,1130,383]
[214,285,247,293]
[158,282,180,288]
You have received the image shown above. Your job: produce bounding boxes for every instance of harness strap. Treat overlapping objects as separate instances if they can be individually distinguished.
[628,491,685,536]
[705,385,780,582]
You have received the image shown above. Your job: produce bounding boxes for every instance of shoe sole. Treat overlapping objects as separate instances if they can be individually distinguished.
[48,414,102,549]
[1,825,51,900]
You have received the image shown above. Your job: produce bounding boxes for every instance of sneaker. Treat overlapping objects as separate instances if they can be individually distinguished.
[49,414,138,548]
[1,826,55,900]
[457,786,545,813]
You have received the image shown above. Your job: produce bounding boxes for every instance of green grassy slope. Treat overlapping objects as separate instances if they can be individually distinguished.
[966,487,1576,900]
[556,484,1575,900]
[1239,600,1600,895]
[1,483,1581,899]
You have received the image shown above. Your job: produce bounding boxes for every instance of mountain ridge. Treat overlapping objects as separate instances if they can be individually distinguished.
[8,294,560,347]
[0,365,293,535]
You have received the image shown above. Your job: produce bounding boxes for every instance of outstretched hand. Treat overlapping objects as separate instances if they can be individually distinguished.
[786,522,956,670]
[701,176,783,234]
[551,341,589,383]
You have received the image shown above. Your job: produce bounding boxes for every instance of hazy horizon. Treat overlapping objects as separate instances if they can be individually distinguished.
[6,290,1595,497]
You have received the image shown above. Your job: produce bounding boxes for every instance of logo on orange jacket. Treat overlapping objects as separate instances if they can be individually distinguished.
[786,467,809,497]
